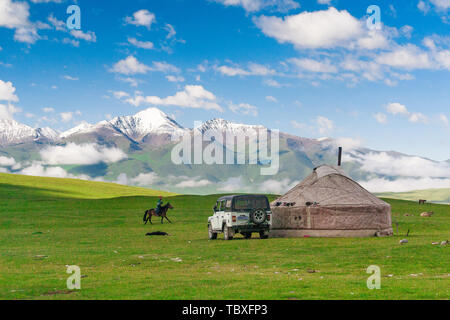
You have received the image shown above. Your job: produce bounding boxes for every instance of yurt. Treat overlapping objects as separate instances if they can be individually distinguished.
[270,165,393,238]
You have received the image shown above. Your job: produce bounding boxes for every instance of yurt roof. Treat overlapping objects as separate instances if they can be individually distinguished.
[271,165,389,207]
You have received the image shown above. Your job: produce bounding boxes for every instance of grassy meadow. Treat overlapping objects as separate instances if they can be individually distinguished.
[0,173,448,300]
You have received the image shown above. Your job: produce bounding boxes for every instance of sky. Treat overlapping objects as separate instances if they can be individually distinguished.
[0,0,449,160]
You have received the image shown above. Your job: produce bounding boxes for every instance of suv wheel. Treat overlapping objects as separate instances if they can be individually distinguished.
[250,209,267,225]
[224,226,233,240]
[259,231,269,239]
[208,224,217,240]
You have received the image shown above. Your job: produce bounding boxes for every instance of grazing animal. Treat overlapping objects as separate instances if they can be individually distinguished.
[419,199,427,205]
[143,203,174,224]
[399,239,408,245]
[420,211,434,217]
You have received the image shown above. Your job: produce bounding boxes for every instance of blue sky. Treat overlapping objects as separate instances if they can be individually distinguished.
[0,0,449,160]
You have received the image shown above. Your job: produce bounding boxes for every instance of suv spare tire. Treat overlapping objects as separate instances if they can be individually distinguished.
[250,209,267,225]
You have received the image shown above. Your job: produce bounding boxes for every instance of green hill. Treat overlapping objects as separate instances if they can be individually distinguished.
[377,188,450,204]
[0,173,176,200]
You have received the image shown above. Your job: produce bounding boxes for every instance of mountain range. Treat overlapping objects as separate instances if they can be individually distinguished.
[0,107,449,195]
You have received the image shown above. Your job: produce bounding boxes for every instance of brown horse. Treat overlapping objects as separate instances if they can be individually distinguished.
[143,203,174,224]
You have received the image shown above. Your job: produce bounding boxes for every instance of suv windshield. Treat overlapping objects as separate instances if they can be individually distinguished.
[233,196,269,211]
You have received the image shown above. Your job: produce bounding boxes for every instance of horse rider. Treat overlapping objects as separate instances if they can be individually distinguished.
[155,196,163,216]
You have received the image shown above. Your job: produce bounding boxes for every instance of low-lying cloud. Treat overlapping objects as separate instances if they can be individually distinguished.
[40,143,127,165]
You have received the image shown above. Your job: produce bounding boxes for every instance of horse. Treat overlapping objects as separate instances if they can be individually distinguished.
[143,203,174,224]
[419,199,427,205]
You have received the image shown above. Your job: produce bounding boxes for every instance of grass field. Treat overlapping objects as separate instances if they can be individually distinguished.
[0,173,448,300]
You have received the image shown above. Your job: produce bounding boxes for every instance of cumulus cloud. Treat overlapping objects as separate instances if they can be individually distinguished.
[175,177,212,188]
[360,177,450,193]
[254,8,366,50]
[376,44,433,70]
[374,113,388,124]
[216,63,275,77]
[0,80,19,102]
[20,163,91,180]
[128,37,154,50]
[0,156,16,167]
[348,152,450,178]
[229,103,258,116]
[166,75,185,82]
[125,85,223,111]
[40,143,127,165]
[289,58,338,73]
[70,30,97,42]
[0,103,20,120]
[110,56,179,75]
[124,10,156,29]
[386,102,409,115]
[316,116,334,134]
[0,0,40,44]
[131,172,159,186]
[214,0,300,13]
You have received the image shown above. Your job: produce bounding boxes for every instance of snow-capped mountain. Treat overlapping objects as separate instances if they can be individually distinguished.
[108,107,186,140]
[0,119,58,145]
[60,122,94,139]
[60,108,186,142]
[34,127,59,142]
[196,118,266,135]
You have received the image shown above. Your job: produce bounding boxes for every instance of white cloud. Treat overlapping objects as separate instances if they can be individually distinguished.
[0,0,40,44]
[254,8,364,50]
[0,103,20,120]
[216,63,275,77]
[316,116,334,134]
[125,10,156,28]
[111,91,130,100]
[128,37,154,49]
[63,75,79,81]
[374,112,388,124]
[214,0,300,13]
[418,0,431,13]
[439,114,449,126]
[175,177,212,188]
[166,75,185,82]
[327,137,364,151]
[110,56,179,75]
[348,152,450,178]
[131,172,159,186]
[0,80,19,102]
[110,56,150,75]
[386,102,409,115]
[125,85,223,111]
[40,143,127,165]
[257,178,296,194]
[408,112,429,124]
[43,107,54,113]
[430,0,450,10]
[70,30,97,42]
[0,156,16,167]
[376,45,433,70]
[265,95,277,102]
[60,112,73,122]
[289,58,338,73]
[360,177,450,193]
[229,103,258,116]
[164,23,176,39]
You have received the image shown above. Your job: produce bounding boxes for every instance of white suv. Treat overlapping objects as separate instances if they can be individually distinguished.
[208,195,272,240]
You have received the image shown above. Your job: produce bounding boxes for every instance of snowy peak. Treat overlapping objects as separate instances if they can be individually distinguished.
[0,119,36,145]
[34,127,59,141]
[108,107,185,140]
[197,118,266,135]
[60,121,94,139]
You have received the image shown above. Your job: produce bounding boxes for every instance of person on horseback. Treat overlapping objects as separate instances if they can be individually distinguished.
[155,196,163,216]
